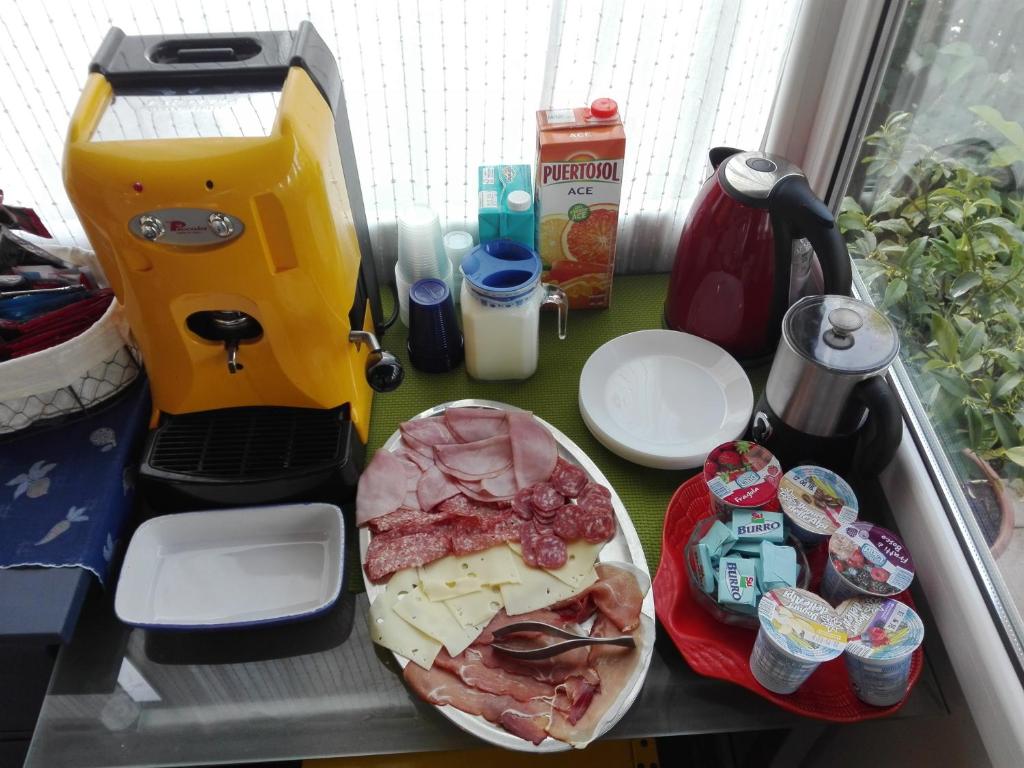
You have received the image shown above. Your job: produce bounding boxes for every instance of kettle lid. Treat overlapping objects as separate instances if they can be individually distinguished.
[719,151,804,206]
[783,295,899,375]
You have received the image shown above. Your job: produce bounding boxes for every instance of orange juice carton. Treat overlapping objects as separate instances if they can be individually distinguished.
[535,98,625,309]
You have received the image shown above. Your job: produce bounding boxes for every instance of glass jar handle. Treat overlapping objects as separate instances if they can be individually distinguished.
[541,284,568,340]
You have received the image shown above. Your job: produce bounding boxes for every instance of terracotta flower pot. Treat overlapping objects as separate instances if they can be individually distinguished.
[963,449,1015,559]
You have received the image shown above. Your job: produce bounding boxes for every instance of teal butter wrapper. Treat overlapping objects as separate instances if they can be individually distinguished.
[757,541,798,592]
[717,556,759,608]
[731,510,784,543]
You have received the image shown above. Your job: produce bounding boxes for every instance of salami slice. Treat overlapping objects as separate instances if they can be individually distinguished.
[364,530,451,582]
[438,494,479,517]
[534,534,568,569]
[512,488,535,520]
[531,483,565,513]
[451,515,521,556]
[551,459,588,498]
[553,504,583,540]
[580,508,616,543]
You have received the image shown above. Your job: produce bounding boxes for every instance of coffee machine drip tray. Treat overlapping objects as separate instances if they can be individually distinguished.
[139,405,364,512]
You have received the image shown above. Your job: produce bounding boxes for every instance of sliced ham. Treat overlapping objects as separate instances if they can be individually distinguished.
[459,481,511,504]
[552,676,599,724]
[394,446,434,472]
[399,416,457,447]
[445,407,510,442]
[401,431,435,459]
[434,435,513,480]
[432,647,556,703]
[481,469,518,498]
[417,465,461,512]
[356,450,408,526]
[403,663,551,745]
[364,530,450,583]
[474,642,597,687]
[507,411,557,488]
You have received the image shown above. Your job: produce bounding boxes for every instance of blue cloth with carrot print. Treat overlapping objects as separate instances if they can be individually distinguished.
[0,378,150,585]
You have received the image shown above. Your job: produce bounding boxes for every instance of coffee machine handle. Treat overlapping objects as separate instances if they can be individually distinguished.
[769,176,853,296]
[852,376,904,474]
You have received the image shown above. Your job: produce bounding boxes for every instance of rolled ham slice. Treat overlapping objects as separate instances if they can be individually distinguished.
[444,407,510,442]
[417,465,462,512]
[356,450,408,526]
[434,435,513,480]
[507,411,557,488]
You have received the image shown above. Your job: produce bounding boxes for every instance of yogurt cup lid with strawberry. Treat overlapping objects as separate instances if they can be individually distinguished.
[828,522,915,597]
[837,597,924,661]
[703,441,782,508]
[757,587,847,662]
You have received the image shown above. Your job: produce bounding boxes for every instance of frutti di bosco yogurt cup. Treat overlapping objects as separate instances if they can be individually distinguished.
[778,465,859,544]
[703,441,782,517]
[821,522,915,605]
[749,587,847,694]
[837,596,925,706]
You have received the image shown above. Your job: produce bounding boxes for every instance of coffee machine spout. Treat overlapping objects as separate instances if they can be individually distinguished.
[349,330,404,393]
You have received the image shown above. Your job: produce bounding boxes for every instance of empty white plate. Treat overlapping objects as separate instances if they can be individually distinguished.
[579,330,753,470]
[115,503,344,629]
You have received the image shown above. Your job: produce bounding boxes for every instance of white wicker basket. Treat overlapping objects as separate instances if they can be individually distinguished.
[0,246,141,434]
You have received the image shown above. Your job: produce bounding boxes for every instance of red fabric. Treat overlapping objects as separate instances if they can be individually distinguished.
[653,474,924,724]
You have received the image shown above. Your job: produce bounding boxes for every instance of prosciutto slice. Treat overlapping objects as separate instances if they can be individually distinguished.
[553,564,644,632]
[432,648,556,703]
[417,465,461,512]
[434,435,513,480]
[403,664,551,745]
[507,411,557,488]
[356,450,408,526]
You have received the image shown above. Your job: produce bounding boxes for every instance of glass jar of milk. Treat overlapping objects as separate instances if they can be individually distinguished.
[460,240,567,380]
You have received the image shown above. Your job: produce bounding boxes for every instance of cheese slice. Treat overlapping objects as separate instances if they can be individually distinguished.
[368,569,441,670]
[419,546,521,601]
[507,540,603,589]
[445,586,504,628]
[500,550,598,615]
[393,584,485,656]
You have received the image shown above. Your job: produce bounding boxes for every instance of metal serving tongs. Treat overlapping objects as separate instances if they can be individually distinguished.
[491,621,635,660]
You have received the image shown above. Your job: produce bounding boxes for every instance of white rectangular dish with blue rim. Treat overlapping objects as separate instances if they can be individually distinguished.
[115,503,344,630]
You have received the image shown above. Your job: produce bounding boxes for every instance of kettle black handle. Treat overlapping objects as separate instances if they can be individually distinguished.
[770,175,852,296]
[852,376,903,475]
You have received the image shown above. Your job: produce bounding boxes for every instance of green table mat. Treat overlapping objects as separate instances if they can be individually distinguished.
[366,273,746,578]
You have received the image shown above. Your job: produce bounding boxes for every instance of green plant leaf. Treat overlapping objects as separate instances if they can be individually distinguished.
[970,105,1024,151]
[931,314,960,361]
[961,353,985,373]
[967,407,985,450]
[934,370,969,399]
[837,212,865,233]
[873,218,913,236]
[989,146,1024,167]
[882,278,908,309]
[1004,446,1024,468]
[995,372,1023,400]
[949,272,982,298]
[994,413,1019,450]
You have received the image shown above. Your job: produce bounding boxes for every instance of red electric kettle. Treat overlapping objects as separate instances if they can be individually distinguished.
[664,147,852,364]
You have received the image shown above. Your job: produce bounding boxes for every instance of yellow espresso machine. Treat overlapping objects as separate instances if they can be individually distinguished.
[64,23,402,510]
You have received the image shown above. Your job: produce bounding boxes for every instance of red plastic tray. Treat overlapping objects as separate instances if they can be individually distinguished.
[653,474,923,723]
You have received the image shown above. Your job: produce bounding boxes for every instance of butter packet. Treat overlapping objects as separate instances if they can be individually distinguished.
[731,510,784,543]
[757,541,798,592]
[701,519,737,560]
[717,556,759,612]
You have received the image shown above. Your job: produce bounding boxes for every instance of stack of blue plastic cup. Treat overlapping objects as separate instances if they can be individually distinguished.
[407,278,463,373]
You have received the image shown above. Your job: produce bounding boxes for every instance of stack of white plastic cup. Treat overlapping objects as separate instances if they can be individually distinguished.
[442,231,474,306]
[396,205,453,326]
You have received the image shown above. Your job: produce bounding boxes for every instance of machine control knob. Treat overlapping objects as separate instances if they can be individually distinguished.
[208,213,234,238]
[139,215,165,241]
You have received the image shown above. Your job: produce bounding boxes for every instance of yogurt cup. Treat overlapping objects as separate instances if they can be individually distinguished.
[749,587,847,694]
[837,597,924,706]
[778,466,859,544]
[703,441,782,517]
[821,522,915,605]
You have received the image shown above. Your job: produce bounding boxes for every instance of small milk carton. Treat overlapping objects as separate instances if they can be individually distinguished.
[535,98,625,309]
[478,164,534,248]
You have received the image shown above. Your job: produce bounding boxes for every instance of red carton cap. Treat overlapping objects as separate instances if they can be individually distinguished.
[590,98,618,119]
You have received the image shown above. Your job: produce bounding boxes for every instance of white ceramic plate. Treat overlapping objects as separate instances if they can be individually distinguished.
[360,399,655,752]
[578,329,753,470]
[115,503,344,630]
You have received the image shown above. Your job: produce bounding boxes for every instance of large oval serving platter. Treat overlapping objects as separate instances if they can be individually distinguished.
[359,399,655,752]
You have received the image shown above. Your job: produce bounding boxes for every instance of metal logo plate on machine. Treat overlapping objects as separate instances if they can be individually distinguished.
[129,208,244,245]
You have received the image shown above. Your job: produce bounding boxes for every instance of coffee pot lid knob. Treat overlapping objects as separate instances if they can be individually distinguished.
[828,307,863,335]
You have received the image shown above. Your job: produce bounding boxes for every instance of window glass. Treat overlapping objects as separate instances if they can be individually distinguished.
[839,0,1024,648]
